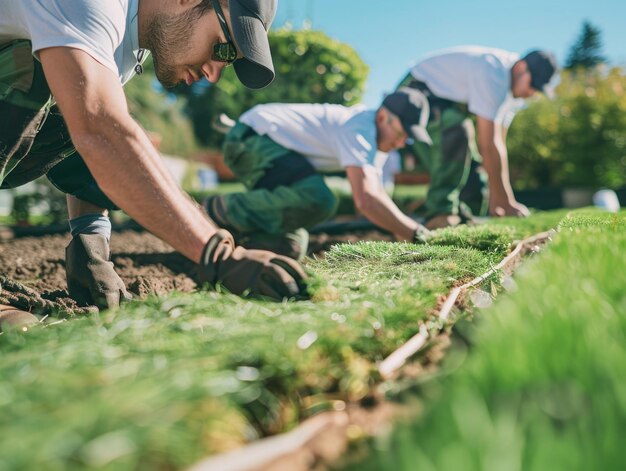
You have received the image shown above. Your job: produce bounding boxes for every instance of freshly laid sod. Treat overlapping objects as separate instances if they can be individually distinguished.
[337,210,626,471]
[0,212,565,470]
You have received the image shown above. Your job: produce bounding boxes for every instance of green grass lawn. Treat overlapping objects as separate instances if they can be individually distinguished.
[337,210,626,471]
[0,210,568,470]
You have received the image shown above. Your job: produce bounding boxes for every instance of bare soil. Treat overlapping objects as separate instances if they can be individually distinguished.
[0,228,391,316]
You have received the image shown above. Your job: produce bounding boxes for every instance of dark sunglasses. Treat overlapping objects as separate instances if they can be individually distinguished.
[212,0,237,64]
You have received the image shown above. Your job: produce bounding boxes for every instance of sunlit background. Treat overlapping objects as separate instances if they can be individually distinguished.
[274,0,626,106]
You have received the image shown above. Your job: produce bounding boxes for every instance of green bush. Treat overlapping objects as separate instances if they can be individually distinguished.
[9,179,67,225]
[174,28,369,148]
[508,68,626,190]
[10,193,34,224]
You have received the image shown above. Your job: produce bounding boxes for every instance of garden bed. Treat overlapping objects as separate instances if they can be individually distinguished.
[0,226,392,316]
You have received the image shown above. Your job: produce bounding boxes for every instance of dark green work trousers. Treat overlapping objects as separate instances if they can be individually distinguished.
[0,39,115,209]
[396,74,488,219]
[215,122,338,235]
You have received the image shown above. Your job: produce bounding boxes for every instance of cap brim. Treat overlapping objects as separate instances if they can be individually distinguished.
[231,11,275,89]
[410,124,432,145]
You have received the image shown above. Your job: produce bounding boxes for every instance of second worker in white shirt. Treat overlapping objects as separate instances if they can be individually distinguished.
[395,45,559,228]
[205,89,432,260]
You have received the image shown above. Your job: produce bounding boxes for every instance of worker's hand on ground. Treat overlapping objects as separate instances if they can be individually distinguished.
[65,233,132,309]
[489,199,530,217]
[413,225,432,244]
[199,229,308,301]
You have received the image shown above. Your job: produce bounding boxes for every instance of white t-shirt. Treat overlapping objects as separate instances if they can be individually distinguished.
[410,45,526,126]
[240,103,383,173]
[0,0,143,85]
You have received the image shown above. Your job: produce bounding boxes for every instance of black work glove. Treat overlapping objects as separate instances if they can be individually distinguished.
[413,226,432,244]
[198,229,308,301]
[65,233,132,309]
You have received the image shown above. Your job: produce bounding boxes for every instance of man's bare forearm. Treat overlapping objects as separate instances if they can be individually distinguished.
[74,122,216,262]
[476,118,516,203]
[358,190,421,240]
[478,130,528,216]
[40,47,217,263]
[347,166,423,240]
[479,142,514,202]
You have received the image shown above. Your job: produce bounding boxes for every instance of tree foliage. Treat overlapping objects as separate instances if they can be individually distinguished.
[123,29,368,153]
[507,68,626,189]
[173,28,369,148]
[564,21,607,70]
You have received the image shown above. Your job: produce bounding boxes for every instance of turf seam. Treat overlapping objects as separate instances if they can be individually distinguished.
[378,230,555,379]
[185,230,555,471]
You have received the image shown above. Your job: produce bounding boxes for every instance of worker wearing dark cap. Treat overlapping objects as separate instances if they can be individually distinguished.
[394,46,559,228]
[0,0,307,318]
[204,88,432,260]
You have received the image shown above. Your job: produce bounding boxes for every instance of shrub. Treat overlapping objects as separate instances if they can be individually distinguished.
[508,67,626,190]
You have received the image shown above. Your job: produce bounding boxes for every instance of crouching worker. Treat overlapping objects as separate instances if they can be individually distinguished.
[394,46,559,229]
[0,0,306,311]
[205,88,432,261]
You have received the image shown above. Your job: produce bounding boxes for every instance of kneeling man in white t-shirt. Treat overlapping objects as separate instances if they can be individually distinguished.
[205,88,432,260]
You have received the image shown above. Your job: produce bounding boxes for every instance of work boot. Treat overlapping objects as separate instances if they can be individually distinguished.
[204,195,309,261]
[238,228,310,262]
[0,304,39,332]
[425,214,462,230]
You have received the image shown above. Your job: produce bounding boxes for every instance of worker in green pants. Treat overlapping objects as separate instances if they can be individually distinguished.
[395,46,559,229]
[205,89,433,260]
[0,0,307,314]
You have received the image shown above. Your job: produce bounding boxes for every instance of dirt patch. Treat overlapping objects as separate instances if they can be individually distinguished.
[0,228,390,316]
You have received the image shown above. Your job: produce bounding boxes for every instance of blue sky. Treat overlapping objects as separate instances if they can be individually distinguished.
[272,0,626,107]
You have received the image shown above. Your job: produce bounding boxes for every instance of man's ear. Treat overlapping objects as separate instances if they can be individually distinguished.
[376,107,386,125]
[512,60,528,77]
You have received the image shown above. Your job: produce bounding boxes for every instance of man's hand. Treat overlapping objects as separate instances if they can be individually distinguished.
[489,198,530,217]
[65,233,132,309]
[199,230,308,301]
[413,225,432,244]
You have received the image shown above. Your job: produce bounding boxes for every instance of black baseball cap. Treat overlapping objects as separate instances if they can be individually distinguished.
[382,87,432,145]
[523,50,558,98]
[230,0,277,89]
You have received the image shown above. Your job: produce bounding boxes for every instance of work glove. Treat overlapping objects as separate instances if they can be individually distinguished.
[65,233,132,309]
[198,229,308,301]
[413,226,432,244]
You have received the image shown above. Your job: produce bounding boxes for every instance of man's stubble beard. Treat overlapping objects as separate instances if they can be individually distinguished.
[143,10,201,88]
